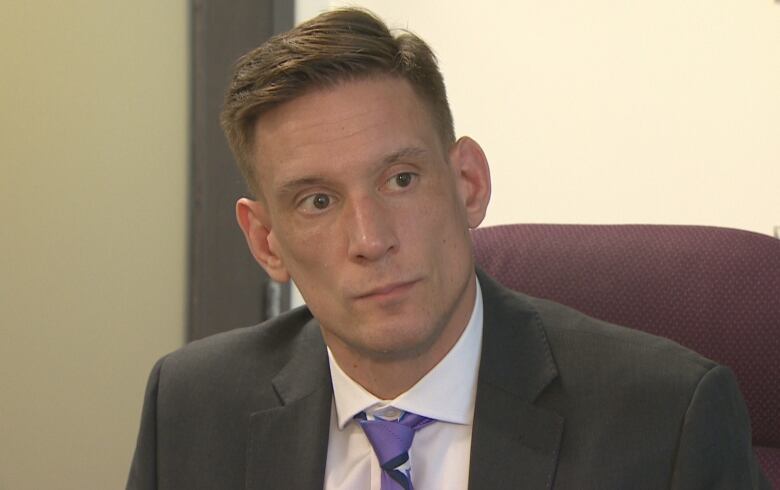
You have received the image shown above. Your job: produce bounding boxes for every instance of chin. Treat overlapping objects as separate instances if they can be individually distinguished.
[356,321,442,360]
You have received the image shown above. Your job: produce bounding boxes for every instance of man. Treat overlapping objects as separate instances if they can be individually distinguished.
[128,8,769,489]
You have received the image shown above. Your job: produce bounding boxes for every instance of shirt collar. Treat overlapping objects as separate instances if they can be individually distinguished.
[328,277,484,429]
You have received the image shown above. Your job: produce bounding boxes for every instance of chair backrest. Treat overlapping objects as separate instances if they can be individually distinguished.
[472,224,780,484]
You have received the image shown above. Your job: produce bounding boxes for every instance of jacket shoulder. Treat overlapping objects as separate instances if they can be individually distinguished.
[526,294,717,381]
[163,306,318,373]
[152,306,323,409]
[135,306,326,488]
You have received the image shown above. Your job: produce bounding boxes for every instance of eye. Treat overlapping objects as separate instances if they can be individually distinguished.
[298,193,334,214]
[387,172,416,190]
[312,194,330,209]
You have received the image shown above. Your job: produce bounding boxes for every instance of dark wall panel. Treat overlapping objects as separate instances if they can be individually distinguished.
[189,0,293,341]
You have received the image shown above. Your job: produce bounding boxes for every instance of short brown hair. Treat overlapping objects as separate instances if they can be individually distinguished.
[220,7,455,195]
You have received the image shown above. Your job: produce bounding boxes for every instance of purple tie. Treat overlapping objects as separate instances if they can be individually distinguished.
[356,410,435,490]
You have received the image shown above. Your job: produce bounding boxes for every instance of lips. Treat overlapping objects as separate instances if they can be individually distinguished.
[355,279,420,300]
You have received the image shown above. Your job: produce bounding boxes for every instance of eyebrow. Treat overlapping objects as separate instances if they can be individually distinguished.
[275,145,430,198]
[275,176,329,199]
[381,146,429,166]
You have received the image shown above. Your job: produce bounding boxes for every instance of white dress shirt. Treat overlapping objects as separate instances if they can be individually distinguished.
[324,278,484,490]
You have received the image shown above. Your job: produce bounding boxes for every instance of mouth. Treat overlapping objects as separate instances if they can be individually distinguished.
[354,279,421,301]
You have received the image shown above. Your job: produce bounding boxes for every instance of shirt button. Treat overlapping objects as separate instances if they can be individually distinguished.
[375,406,403,421]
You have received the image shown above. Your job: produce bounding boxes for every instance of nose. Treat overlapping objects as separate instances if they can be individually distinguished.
[345,195,398,262]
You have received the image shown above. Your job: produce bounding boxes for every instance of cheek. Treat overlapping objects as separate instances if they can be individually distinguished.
[272,221,341,283]
[424,196,474,269]
[401,207,470,277]
[415,184,469,238]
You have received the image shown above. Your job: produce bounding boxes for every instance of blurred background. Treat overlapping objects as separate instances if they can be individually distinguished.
[1,1,777,488]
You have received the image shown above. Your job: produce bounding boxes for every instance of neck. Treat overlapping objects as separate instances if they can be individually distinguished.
[331,346,460,400]
[326,277,476,400]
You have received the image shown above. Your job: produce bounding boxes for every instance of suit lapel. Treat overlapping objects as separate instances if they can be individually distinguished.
[245,318,332,490]
[468,271,564,489]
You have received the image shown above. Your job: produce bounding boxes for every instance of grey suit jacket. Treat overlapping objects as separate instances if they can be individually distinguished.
[127,271,770,489]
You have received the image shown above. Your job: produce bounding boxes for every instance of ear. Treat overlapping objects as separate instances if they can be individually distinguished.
[448,136,492,228]
[235,198,291,282]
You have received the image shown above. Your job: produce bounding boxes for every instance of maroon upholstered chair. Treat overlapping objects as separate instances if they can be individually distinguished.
[472,224,780,486]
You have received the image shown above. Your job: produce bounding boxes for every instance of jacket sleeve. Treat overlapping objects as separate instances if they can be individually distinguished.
[126,356,166,490]
[670,365,771,490]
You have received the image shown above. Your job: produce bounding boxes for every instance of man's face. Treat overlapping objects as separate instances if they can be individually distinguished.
[239,76,490,363]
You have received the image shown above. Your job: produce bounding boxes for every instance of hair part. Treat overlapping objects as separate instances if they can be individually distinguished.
[220,7,455,196]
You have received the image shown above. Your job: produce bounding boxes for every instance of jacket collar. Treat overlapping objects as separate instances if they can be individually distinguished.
[245,316,332,490]
[468,269,564,489]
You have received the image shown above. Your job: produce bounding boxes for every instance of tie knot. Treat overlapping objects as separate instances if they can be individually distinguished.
[355,407,434,490]
[356,408,435,430]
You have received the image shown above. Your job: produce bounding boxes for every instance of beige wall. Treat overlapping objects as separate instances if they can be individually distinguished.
[0,2,187,488]
[301,0,780,235]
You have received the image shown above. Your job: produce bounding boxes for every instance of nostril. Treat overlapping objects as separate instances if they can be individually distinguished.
[349,233,398,262]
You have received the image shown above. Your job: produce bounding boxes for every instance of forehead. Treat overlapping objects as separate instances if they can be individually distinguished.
[251,76,442,194]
